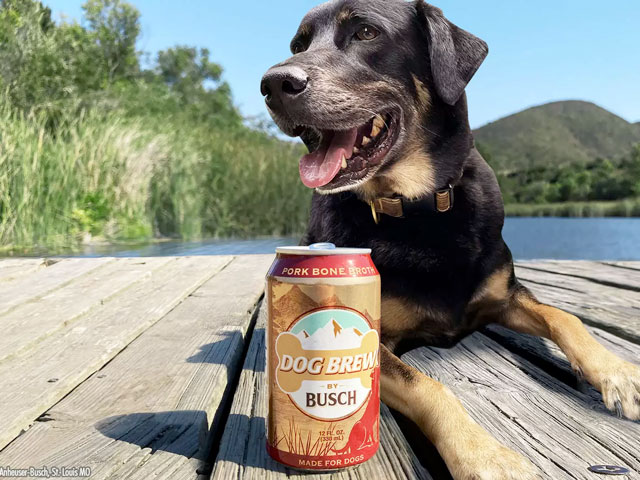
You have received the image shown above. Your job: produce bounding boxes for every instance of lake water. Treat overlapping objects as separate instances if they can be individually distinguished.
[67,218,640,261]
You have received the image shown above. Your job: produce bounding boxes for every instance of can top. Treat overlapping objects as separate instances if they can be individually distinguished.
[276,243,371,256]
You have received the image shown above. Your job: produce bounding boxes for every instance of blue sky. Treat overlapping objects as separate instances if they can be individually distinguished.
[47,0,640,128]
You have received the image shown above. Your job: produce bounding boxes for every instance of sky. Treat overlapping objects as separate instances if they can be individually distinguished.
[46,0,640,129]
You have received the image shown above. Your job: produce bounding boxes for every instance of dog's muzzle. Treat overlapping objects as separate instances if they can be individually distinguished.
[260,65,309,115]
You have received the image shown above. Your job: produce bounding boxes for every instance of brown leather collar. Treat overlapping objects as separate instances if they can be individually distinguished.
[368,185,455,224]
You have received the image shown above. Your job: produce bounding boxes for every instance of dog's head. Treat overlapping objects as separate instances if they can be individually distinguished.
[260,0,487,197]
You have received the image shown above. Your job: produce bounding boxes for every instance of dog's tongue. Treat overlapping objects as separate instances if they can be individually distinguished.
[299,128,358,188]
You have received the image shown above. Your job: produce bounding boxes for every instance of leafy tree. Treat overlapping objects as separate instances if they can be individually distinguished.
[0,0,240,130]
[590,159,616,200]
[0,0,112,115]
[157,47,221,98]
[0,0,52,33]
[626,144,640,196]
[476,142,493,166]
[2,1,81,111]
[153,46,240,126]
[82,0,140,81]
[545,182,562,203]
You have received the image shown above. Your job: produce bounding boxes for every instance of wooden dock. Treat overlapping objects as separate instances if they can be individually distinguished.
[0,256,638,479]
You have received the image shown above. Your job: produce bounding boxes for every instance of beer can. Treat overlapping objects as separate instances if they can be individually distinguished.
[266,243,381,471]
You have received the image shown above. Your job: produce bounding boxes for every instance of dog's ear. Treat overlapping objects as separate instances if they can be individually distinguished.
[415,1,488,106]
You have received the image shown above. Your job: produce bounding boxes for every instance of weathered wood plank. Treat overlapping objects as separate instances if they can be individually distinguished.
[515,266,640,344]
[0,257,114,315]
[0,257,44,267]
[212,304,432,480]
[0,257,173,363]
[484,323,640,404]
[0,255,232,451]
[517,261,640,292]
[402,334,640,480]
[0,254,273,480]
[0,258,48,284]
[603,262,640,272]
[516,265,640,307]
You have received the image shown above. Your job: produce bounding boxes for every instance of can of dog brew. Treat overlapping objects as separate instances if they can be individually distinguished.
[266,243,381,471]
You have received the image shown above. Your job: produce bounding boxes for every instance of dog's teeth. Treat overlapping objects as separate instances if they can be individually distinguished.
[362,136,371,146]
[353,146,360,155]
[341,155,348,169]
[371,115,384,138]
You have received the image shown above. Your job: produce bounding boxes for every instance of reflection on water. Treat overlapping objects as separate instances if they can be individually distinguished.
[23,217,640,261]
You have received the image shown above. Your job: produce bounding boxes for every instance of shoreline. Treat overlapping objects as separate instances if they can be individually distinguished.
[1,216,639,258]
[505,199,640,217]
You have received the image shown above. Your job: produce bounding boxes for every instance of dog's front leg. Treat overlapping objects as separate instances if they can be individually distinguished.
[499,287,640,420]
[380,344,540,480]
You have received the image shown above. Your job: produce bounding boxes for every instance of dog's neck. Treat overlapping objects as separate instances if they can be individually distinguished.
[355,95,473,203]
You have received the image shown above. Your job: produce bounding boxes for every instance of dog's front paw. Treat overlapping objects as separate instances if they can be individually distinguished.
[445,428,540,480]
[587,357,640,420]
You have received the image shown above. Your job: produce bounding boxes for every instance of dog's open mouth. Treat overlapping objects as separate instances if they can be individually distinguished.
[297,111,400,190]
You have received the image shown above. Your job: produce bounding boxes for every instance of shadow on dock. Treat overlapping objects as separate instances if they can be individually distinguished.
[186,329,265,373]
[95,411,290,475]
[95,410,210,461]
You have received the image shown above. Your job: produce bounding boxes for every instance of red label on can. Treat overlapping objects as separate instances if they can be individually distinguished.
[269,254,378,278]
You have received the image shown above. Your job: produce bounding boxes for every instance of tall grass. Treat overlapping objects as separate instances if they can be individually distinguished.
[0,93,310,251]
[186,125,311,238]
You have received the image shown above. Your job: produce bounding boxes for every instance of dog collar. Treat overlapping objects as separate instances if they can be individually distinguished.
[367,184,455,224]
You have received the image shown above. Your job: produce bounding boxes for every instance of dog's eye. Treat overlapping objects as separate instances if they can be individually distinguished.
[355,25,379,41]
[291,42,305,55]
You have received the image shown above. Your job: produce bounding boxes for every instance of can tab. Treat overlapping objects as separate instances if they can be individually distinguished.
[309,243,336,250]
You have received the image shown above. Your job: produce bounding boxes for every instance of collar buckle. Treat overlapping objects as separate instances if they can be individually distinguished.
[435,184,454,213]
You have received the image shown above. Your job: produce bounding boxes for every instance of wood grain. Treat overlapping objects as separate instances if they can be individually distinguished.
[0,254,273,480]
[0,255,231,451]
[0,257,114,315]
[0,258,48,284]
[517,260,640,292]
[0,257,172,363]
[603,262,640,272]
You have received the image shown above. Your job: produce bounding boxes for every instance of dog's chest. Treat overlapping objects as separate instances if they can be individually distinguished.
[308,194,488,336]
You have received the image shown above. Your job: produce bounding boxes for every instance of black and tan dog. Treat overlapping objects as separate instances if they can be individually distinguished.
[260,1,640,478]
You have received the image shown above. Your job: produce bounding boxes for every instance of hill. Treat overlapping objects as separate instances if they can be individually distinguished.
[474,101,640,173]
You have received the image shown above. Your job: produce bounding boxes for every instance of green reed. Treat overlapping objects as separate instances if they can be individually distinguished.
[0,94,310,252]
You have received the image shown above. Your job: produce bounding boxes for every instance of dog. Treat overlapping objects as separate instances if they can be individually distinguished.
[260,1,640,478]
[332,369,379,455]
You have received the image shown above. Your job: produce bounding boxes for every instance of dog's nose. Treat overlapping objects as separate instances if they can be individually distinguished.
[260,66,308,108]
